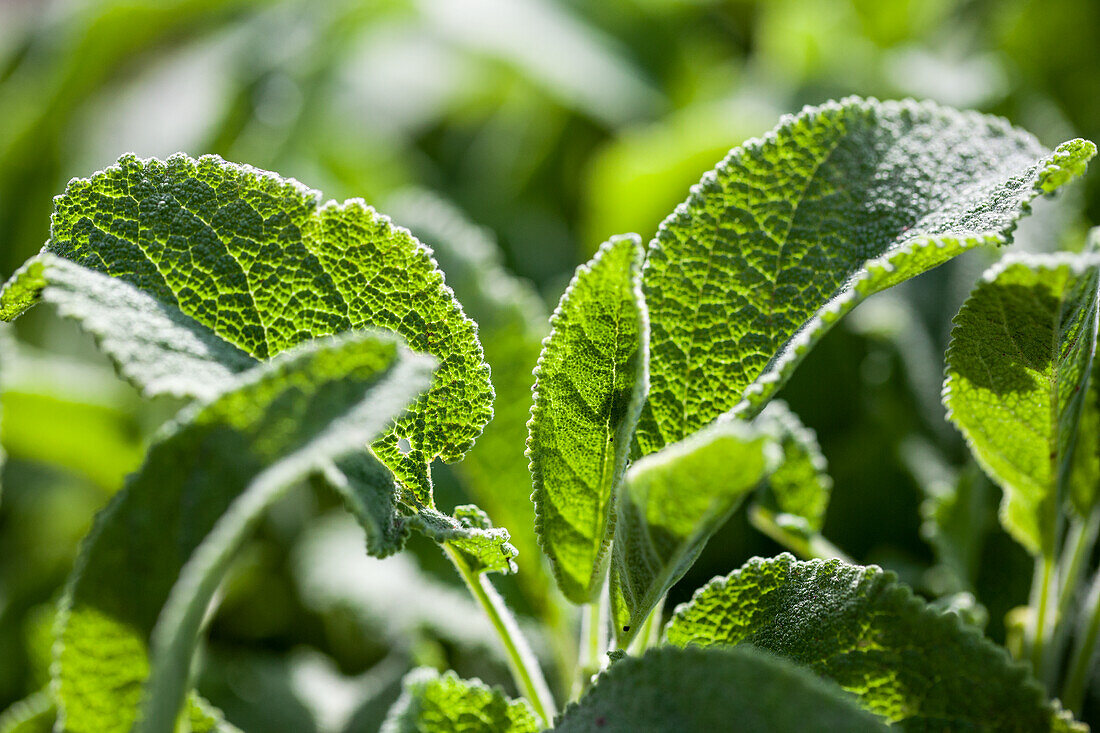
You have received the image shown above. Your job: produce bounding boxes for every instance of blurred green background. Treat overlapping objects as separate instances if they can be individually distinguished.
[1,0,1099,730]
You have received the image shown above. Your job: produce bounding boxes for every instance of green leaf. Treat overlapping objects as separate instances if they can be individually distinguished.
[751,400,832,537]
[553,645,888,733]
[0,324,10,502]
[943,253,1100,555]
[387,191,553,603]
[410,505,519,576]
[608,421,776,647]
[0,691,54,733]
[1,153,493,503]
[381,668,540,733]
[634,97,1095,457]
[0,254,256,400]
[528,234,649,604]
[665,554,1083,732]
[55,331,433,733]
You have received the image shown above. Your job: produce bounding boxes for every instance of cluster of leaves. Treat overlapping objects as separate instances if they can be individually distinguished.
[0,96,1097,731]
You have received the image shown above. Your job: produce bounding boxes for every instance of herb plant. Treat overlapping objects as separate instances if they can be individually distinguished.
[0,96,1098,732]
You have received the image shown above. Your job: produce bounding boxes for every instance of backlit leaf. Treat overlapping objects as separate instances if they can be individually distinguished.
[381,668,540,733]
[528,235,648,604]
[635,97,1095,456]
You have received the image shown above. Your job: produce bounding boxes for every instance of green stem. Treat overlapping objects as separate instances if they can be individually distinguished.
[1029,553,1057,682]
[1059,513,1099,618]
[1063,566,1100,712]
[573,595,608,698]
[443,544,557,723]
[749,506,852,563]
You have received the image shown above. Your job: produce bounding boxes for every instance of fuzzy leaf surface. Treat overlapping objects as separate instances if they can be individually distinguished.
[0,254,256,400]
[55,332,433,733]
[635,96,1095,456]
[944,254,1100,554]
[381,668,540,733]
[665,554,1082,732]
[528,234,648,603]
[1,153,491,502]
[410,505,519,575]
[751,400,832,537]
[609,421,775,647]
[553,645,887,733]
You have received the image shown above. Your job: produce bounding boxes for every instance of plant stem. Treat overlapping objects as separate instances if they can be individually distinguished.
[443,543,557,724]
[749,506,852,563]
[1059,511,1100,619]
[573,594,608,698]
[1063,566,1100,712]
[1029,552,1057,682]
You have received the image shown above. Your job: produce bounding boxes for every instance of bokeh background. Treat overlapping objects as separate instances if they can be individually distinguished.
[1,0,1099,730]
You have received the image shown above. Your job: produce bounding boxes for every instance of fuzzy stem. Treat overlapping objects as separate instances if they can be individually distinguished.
[573,594,608,699]
[444,544,557,723]
[1029,552,1057,683]
[628,595,665,655]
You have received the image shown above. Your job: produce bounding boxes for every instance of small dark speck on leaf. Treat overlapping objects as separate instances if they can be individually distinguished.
[595,716,606,727]
[622,626,630,632]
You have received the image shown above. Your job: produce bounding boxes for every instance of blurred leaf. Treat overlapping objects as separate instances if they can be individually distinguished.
[529,235,648,604]
[944,254,1100,555]
[56,332,432,733]
[634,97,1095,457]
[0,690,53,733]
[381,668,540,733]
[609,421,776,647]
[665,554,1083,731]
[553,645,888,733]
[5,153,491,503]
[751,400,832,537]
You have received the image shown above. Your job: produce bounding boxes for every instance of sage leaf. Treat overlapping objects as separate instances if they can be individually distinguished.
[389,191,553,600]
[410,505,519,576]
[55,331,433,733]
[665,554,1083,732]
[553,645,887,733]
[1,153,492,503]
[0,254,256,400]
[944,253,1100,555]
[528,234,648,604]
[0,690,53,733]
[381,668,540,733]
[635,97,1096,456]
[608,420,777,647]
[751,400,832,538]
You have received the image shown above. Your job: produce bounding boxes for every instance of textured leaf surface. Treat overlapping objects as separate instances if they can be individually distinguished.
[665,554,1083,732]
[381,668,540,733]
[411,505,520,575]
[388,191,553,600]
[635,96,1095,456]
[608,421,776,647]
[55,332,433,733]
[751,400,832,537]
[529,235,648,603]
[554,645,887,733]
[1,153,491,501]
[0,691,53,733]
[944,253,1100,554]
[0,254,256,400]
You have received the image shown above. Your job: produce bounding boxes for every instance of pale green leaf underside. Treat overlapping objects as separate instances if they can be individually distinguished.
[0,254,257,400]
[609,421,776,647]
[553,645,887,733]
[56,332,433,733]
[751,400,832,536]
[665,554,1083,732]
[529,234,649,604]
[381,668,540,733]
[635,96,1096,456]
[944,254,1100,555]
[1,152,491,503]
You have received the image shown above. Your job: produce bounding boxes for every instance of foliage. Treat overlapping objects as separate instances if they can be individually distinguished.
[1,89,1100,733]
